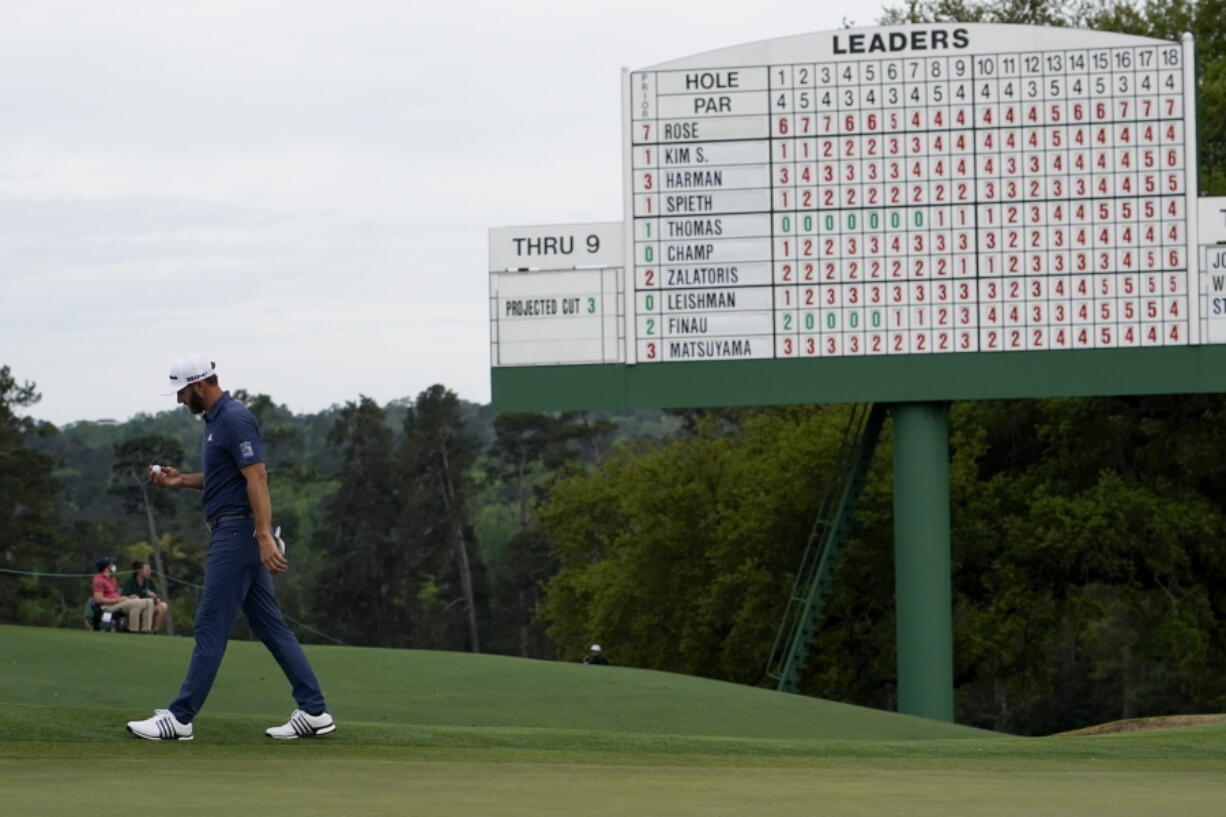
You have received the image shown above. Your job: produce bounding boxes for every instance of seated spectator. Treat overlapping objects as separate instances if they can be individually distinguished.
[92,557,154,633]
[121,561,168,633]
[582,644,609,665]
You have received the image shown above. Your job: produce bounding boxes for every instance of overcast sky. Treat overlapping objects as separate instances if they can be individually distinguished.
[1,1,860,426]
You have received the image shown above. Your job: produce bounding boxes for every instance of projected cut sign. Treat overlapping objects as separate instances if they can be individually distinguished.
[628,25,1199,363]
[489,223,625,367]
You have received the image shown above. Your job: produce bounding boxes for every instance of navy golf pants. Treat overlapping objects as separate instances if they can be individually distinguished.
[169,520,326,723]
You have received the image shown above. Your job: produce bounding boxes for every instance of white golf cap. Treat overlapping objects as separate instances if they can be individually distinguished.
[162,355,215,395]
[590,644,602,652]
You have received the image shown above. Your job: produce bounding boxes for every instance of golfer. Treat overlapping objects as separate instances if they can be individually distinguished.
[126,355,335,741]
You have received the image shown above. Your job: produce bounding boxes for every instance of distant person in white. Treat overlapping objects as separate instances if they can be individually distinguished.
[582,644,609,665]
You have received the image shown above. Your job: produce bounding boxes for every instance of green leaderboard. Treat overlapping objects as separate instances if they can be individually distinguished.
[491,24,1226,412]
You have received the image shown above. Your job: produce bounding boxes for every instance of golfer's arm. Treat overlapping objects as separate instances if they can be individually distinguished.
[241,462,273,537]
[178,472,204,490]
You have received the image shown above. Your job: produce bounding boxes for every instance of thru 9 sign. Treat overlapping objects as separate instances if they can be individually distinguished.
[489,222,625,367]
[626,24,1199,364]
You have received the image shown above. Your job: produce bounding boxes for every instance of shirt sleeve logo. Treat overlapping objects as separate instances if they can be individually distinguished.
[239,441,255,459]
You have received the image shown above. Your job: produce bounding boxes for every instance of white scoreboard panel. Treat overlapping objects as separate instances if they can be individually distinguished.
[489,223,625,367]
[625,25,1199,364]
[1201,197,1226,342]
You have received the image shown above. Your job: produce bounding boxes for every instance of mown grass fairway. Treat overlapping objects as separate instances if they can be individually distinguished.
[2,625,1223,816]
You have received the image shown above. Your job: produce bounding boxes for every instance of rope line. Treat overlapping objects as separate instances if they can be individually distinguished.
[0,567,135,578]
[0,566,348,646]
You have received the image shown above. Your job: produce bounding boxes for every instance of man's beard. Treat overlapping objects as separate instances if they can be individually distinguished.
[186,390,206,415]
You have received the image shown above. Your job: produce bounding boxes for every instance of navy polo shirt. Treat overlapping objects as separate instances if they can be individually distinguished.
[201,391,265,521]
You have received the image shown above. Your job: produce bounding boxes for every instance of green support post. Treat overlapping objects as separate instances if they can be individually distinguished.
[891,402,954,722]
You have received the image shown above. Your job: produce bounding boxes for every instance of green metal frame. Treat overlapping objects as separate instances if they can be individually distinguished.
[492,346,1226,413]
[892,402,954,721]
[767,404,887,693]
[494,346,1226,723]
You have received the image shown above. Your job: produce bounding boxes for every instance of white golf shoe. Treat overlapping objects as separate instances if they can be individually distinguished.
[126,709,193,741]
[265,709,336,739]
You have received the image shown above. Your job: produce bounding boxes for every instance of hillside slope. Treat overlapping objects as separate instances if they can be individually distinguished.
[1,624,992,741]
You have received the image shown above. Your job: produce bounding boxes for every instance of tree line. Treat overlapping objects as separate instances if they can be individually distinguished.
[0,364,666,656]
[3,361,1224,733]
[539,400,1226,734]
